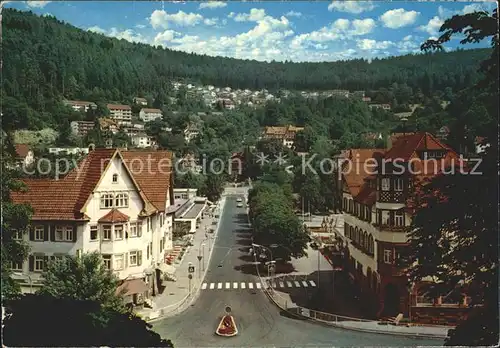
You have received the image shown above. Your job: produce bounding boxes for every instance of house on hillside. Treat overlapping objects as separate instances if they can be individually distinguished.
[15,144,35,167]
[10,148,175,306]
[133,97,148,106]
[139,108,162,123]
[340,133,470,325]
[63,100,97,113]
[71,121,95,137]
[262,125,304,148]
[107,104,132,126]
[131,132,156,148]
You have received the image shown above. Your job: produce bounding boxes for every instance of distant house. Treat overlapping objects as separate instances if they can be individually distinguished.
[139,108,162,123]
[475,136,490,154]
[63,100,97,113]
[99,118,119,134]
[437,126,451,141]
[107,104,132,126]
[184,124,199,143]
[70,121,95,137]
[369,104,391,111]
[131,132,156,148]
[133,97,148,106]
[262,125,304,148]
[362,96,372,103]
[15,144,35,167]
[48,147,89,156]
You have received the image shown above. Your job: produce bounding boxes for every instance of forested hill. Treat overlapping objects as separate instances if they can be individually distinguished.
[2,8,491,98]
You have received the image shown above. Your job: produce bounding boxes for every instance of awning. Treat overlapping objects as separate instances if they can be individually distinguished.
[116,278,149,297]
[158,263,176,275]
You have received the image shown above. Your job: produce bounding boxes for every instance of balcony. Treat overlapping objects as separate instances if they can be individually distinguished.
[378,191,405,203]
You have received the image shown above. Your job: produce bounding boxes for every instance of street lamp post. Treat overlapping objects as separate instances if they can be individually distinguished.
[202,243,205,271]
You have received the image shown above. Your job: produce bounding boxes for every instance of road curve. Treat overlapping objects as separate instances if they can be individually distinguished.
[153,196,443,347]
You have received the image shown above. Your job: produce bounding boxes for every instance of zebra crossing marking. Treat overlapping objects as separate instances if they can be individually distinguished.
[233,282,238,289]
[309,280,316,287]
[256,282,262,289]
[217,282,223,289]
[225,282,230,289]
[241,282,246,289]
[209,283,215,289]
[287,281,293,287]
[249,283,254,289]
[302,281,309,287]
[200,279,318,291]
[202,283,208,290]
[294,281,300,287]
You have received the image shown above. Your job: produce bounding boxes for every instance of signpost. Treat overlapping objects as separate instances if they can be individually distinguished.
[188,274,193,296]
[197,255,202,278]
[188,262,194,296]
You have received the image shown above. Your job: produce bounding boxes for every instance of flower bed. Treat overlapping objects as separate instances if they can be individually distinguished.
[215,315,238,337]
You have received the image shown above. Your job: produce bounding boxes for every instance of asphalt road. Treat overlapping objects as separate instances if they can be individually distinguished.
[153,195,443,347]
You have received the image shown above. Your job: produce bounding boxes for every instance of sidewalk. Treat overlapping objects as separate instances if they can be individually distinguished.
[137,196,227,321]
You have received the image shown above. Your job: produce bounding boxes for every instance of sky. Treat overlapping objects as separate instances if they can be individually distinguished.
[2,1,498,62]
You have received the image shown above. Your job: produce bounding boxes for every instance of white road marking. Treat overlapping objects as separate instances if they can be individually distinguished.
[249,283,254,289]
[279,281,285,288]
[256,282,262,289]
[241,282,246,289]
[302,281,309,287]
[294,281,301,287]
[225,282,230,289]
[233,282,238,289]
[287,281,293,287]
[209,283,215,289]
[217,282,223,289]
[202,283,208,290]
[309,280,317,287]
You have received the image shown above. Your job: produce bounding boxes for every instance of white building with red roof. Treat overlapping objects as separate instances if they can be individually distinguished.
[11,148,175,305]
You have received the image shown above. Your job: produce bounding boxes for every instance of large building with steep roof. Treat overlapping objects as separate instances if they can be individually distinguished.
[340,133,470,324]
[10,148,175,305]
[262,125,304,148]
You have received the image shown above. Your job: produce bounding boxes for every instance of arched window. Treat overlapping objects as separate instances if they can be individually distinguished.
[343,198,347,211]
[363,231,368,250]
[368,235,374,254]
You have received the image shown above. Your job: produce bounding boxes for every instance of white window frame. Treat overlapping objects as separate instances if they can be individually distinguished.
[12,229,23,241]
[129,251,139,266]
[381,178,390,191]
[383,249,392,264]
[90,225,98,241]
[114,254,124,270]
[55,226,64,241]
[11,260,23,271]
[100,193,114,209]
[102,225,112,240]
[395,211,404,226]
[129,223,138,237]
[394,178,404,192]
[34,226,44,241]
[64,226,73,241]
[34,255,45,271]
[115,193,129,208]
[114,225,124,240]
[112,173,118,183]
[102,255,112,270]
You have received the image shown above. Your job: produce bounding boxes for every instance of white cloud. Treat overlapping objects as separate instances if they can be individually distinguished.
[154,30,178,44]
[26,1,51,8]
[380,8,420,29]
[87,26,106,34]
[203,18,219,26]
[199,1,227,10]
[418,16,444,35]
[351,18,376,35]
[233,8,266,22]
[149,10,204,29]
[285,11,302,17]
[403,35,413,41]
[108,28,147,43]
[357,39,394,51]
[328,1,375,14]
[135,24,146,29]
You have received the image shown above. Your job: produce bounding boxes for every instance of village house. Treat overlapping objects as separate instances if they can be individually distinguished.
[369,104,392,111]
[133,97,148,106]
[139,108,163,123]
[107,104,132,126]
[99,118,119,134]
[131,132,156,148]
[184,123,200,143]
[71,120,95,137]
[262,125,304,148]
[10,148,175,306]
[63,100,97,113]
[14,144,35,167]
[48,147,89,156]
[340,133,470,325]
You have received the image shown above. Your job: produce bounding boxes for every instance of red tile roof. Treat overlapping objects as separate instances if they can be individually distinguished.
[11,148,173,220]
[120,150,173,212]
[141,108,162,113]
[15,144,31,158]
[98,208,130,223]
[107,104,131,110]
[342,149,385,197]
[385,132,447,161]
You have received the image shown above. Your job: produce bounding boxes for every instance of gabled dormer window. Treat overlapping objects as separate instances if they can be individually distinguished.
[112,174,118,183]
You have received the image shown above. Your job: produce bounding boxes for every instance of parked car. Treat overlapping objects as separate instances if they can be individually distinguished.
[237,203,243,208]
[236,198,243,202]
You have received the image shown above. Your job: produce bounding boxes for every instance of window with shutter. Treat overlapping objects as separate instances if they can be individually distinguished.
[29,255,34,272]
[34,255,44,272]
[138,251,143,266]
[34,226,44,241]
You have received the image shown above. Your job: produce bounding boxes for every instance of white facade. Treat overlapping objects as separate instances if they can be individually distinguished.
[14,155,173,293]
[107,104,132,126]
[131,134,155,148]
[139,109,162,123]
[48,147,90,155]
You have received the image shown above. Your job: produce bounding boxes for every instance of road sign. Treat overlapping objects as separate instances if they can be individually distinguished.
[188,265,195,273]
[197,255,202,261]
[188,274,193,280]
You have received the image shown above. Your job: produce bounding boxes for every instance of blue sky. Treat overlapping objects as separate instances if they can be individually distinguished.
[3,1,497,62]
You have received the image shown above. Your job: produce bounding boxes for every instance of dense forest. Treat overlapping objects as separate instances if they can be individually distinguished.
[1,8,492,133]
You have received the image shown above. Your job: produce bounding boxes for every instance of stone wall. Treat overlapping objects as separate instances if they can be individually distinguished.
[411,306,471,326]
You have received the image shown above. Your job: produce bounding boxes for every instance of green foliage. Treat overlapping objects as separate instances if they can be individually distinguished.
[1,146,32,301]
[249,181,310,261]
[38,252,126,314]
[407,8,499,346]
[3,294,174,347]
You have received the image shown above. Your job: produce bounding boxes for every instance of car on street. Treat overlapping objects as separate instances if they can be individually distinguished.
[236,198,243,202]
[237,203,243,208]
